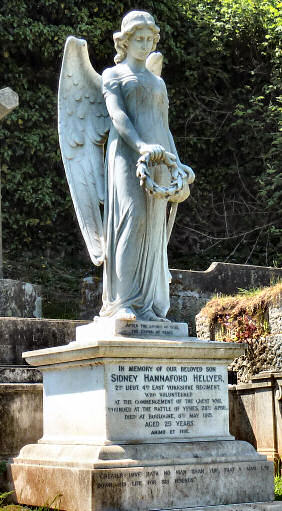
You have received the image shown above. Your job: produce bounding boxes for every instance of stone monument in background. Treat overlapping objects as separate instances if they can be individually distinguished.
[0,87,19,280]
[0,87,18,121]
[8,12,280,510]
[0,88,42,317]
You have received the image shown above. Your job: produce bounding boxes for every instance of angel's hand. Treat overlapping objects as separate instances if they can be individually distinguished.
[179,163,195,184]
[139,143,166,164]
[136,160,148,186]
[163,151,177,168]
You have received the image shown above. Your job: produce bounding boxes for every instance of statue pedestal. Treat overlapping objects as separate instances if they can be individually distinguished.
[9,322,277,510]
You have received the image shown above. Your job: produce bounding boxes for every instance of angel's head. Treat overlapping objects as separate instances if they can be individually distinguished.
[113,11,160,65]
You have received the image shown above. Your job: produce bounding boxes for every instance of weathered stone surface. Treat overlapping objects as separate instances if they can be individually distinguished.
[223,331,282,383]
[173,262,281,336]
[229,371,282,464]
[0,366,41,383]
[9,451,274,511]
[0,279,41,318]
[0,317,89,367]
[170,262,282,295]
[0,87,19,120]
[229,332,282,383]
[269,304,282,334]
[195,311,212,341]
[23,336,244,368]
[23,335,242,450]
[0,383,42,457]
[229,383,257,449]
[8,334,275,510]
[168,289,211,336]
[39,360,231,445]
[159,504,282,511]
[2,377,280,498]
[80,263,281,336]
[268,334,282,370]
[0,380,255,467]
[78,317,188,341]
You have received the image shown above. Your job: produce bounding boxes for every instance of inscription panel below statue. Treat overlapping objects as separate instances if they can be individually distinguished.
[106,362,230,442]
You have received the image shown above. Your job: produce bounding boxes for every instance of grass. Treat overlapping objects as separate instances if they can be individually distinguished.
[0,492,62,510]
[199,280,282,321]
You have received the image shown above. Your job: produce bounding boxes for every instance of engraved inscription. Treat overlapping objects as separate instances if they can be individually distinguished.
[106,363,229,440]
[93,463,270,507]
[115,320,187,338]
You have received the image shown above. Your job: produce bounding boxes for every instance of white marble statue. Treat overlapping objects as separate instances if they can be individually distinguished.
[58,10,195,322]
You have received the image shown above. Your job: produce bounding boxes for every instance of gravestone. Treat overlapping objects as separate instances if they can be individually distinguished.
[7,10,278,510]
[0,87,19,120]
[8,320,278,510]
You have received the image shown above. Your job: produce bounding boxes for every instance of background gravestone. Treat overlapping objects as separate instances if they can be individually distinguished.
[0,87,42,316]
[0,87,19,120]
[0,87,19,278]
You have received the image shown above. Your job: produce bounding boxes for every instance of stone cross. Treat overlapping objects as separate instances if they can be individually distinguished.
[0,87,19,120]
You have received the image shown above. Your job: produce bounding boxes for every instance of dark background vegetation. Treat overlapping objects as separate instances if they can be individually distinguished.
[0,0,281,316]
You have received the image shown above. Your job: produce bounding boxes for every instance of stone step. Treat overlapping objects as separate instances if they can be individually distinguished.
[0,365,41,383]
[0,317,89,367]
[155,503,282,510]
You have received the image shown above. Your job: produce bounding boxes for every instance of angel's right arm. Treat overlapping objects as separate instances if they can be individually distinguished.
[102,68,145,155]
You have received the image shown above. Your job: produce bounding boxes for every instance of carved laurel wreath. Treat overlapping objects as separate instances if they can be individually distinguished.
[136,152,190,203]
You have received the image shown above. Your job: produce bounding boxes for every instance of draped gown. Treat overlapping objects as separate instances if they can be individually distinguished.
[100,64,175,319]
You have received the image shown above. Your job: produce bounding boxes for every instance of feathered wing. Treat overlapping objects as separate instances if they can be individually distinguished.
[58,36,110,266]
[146,51,178,244]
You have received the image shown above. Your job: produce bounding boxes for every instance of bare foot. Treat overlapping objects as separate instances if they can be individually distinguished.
[157,316,170,323]
[115,307,136,321]
[139,310,170,322]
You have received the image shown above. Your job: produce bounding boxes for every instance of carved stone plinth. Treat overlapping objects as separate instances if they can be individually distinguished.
[8,323,277,510]
[83,317,189,340]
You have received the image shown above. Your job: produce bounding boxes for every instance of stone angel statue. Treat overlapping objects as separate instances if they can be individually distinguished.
[58,11,195,322]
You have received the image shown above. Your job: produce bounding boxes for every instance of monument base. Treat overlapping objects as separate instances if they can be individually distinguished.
[8,323,278,510]
[10,440,275,510]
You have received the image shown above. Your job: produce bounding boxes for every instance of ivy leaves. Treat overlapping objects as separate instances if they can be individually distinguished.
[0,0,281,274]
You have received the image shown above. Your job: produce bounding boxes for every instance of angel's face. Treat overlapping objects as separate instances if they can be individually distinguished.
[127,27,155,62]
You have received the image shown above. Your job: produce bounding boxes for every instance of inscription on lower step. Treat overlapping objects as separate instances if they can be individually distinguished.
[95,464,270,489]
[93,463,271,509]
[105,363,229,441]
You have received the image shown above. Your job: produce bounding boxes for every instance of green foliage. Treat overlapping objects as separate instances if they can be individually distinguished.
[167,0,282,269]
[216,311,269,345]
[0,491,62,509]
[0,492,13,507]
[275,476,282,500]
[0,0,281,298]
[0,463,6,475]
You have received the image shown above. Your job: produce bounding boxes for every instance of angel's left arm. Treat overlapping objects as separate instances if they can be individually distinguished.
[168,130,182,167]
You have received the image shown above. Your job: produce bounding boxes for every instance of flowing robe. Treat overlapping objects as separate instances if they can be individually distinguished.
[100,64,174,319]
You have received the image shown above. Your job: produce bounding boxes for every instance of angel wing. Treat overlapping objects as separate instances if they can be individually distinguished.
[146,52,178,244]
[58,36,110,266]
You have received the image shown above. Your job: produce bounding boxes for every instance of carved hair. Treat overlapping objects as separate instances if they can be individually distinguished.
[113,11,160,65]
